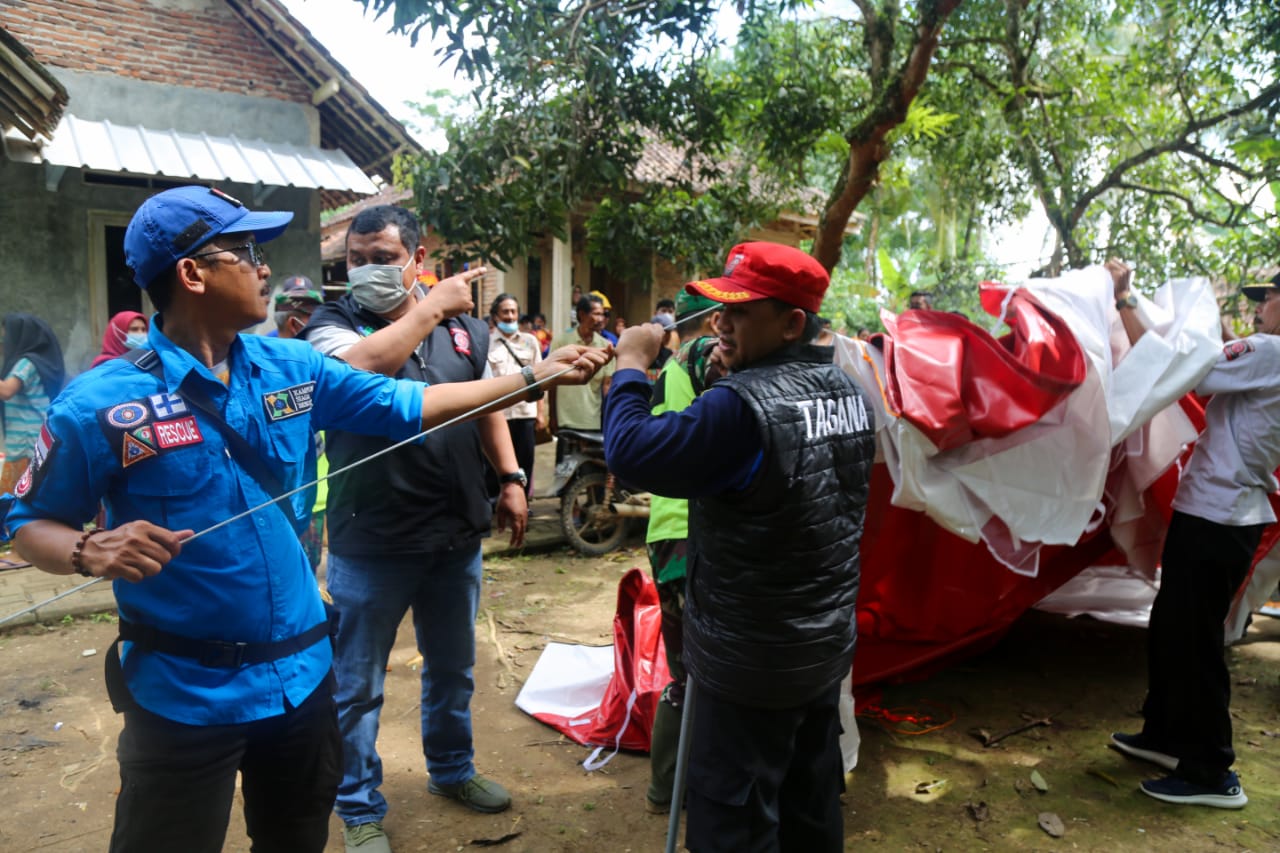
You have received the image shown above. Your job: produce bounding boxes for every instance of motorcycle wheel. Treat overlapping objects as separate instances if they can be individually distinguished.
[560,470,630,556]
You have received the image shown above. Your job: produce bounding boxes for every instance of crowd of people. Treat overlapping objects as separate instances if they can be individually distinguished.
[0,183,1278,852]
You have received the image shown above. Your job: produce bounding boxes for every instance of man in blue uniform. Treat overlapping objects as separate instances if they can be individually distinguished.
[604,242,876,852]
[6,186,607,853]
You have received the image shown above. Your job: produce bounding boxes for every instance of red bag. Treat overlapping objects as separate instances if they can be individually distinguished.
[581,568,670,767]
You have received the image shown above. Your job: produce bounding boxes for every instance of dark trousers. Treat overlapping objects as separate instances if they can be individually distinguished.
[109,677,341,853]
[1142,511,1263,786]
[685,682,844,853]
[507,417,536,498]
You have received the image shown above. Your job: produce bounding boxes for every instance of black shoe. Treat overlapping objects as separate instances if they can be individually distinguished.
[1110,732,1177,770]
[1141,771,1247,809]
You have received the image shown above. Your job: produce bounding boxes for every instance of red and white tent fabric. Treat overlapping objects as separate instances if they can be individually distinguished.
[842,265,1278,689]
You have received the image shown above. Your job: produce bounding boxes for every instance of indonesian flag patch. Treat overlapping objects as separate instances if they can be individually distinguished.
[14,421,59,498]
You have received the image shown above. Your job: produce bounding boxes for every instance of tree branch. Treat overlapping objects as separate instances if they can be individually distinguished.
[1068,79,1280,226]
[811,0,963,271]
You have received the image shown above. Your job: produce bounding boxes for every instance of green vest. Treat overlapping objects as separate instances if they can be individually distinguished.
[645,356,697,549]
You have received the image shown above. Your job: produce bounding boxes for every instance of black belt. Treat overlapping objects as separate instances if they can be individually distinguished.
[118,619,331,668]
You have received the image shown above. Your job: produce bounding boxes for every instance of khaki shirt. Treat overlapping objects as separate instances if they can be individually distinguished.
[551,329,615,430]
[487,331,543,420]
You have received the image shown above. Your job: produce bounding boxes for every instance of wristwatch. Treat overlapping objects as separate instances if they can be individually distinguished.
[520,365,545,401]
[1115,292,1138,311]
[499,468,529,488]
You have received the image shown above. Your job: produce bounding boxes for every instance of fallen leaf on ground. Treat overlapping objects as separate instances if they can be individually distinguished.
[1038,812,1065,838]
[1030,770,1049,792]
[1087,768,1119,788]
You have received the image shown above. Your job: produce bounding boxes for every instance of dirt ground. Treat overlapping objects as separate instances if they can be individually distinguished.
[2,543,1280,852]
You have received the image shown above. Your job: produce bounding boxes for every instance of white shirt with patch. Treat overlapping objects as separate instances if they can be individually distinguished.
[1173,334,1280,526]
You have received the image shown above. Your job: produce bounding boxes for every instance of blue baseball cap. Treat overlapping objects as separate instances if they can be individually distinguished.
[124,185,294,289]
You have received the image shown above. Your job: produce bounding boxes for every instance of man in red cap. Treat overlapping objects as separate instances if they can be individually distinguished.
[603,242,876,851]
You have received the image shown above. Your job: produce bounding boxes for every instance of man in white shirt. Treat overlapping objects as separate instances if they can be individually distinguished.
[1109,265,1280,809]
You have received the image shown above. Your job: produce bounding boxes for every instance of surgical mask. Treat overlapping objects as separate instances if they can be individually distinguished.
[496,321,519,335]
[348,257,414,314]
[124,332,147,350]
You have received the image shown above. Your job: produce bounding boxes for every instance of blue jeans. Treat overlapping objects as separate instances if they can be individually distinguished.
[327,547,483,826]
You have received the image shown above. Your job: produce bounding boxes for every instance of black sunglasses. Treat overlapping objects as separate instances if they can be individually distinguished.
[188,242,266,268]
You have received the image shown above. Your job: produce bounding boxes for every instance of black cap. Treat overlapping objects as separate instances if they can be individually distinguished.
[1242,271,1280,303]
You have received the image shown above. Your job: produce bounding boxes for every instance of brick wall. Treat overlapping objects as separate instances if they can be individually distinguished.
[0,0,310,103]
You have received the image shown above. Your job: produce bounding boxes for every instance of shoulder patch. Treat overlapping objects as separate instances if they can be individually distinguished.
[263,382,315,422]
[14,422,60,498]
[105,401,150,429]
[153,415,204,450]
[98,397,190,469]
[1224,340,1254,361]
[149,392,188,419]
[450,325,472,356]
[122,432,158,468]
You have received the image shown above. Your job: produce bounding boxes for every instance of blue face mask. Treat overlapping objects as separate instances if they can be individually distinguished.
[496,321,519,335]
[124,332,148,350]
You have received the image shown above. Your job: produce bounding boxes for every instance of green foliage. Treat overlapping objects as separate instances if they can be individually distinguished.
[372,0,1276,318]
[940,0,1280,280]
[585,183,777,282]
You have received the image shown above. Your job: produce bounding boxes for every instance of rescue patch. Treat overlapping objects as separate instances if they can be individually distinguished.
[153,415,204,450]
[14,422,59,498]
[148,392,188,420]
[1224,340,1254,361]
[263,382,315,422]
[121,432,158,468]
[105,401,150,429]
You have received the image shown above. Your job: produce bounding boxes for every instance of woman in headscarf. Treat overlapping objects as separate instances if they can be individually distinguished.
[0,313,66,495]
[90,310,148,368]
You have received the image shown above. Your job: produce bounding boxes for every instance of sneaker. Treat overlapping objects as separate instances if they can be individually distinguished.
[428,774,512,813]
[1110,732,1177,771]
[343,821,391,853]
[1141,771,1247,809]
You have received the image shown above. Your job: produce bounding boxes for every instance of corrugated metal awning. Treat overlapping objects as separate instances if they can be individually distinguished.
[42,114,378,194]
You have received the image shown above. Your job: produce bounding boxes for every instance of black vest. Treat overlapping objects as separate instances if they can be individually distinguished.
[686,344,875,709]
[304,294,492,556]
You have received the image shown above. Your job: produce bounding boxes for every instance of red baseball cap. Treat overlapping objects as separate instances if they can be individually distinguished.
[685,242,829,314]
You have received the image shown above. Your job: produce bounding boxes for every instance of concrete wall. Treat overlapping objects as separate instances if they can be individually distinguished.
[52,69,321,145]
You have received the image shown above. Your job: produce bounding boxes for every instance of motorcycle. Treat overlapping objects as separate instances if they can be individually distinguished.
[550,429,651,555]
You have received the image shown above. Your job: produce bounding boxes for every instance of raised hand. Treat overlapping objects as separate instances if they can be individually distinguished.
[422,267,483,319]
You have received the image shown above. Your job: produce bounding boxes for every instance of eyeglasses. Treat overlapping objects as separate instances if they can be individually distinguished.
[188,243,266,268]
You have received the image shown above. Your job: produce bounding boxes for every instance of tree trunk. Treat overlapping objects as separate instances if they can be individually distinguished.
[811,0,963,272]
